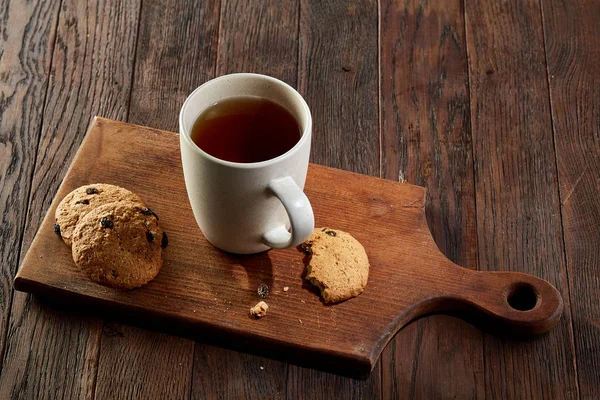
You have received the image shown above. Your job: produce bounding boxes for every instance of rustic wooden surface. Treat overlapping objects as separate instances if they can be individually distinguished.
[465,1,578,398]
[379,1,483,398]
[0,0,597,398]
[541,0,600,397]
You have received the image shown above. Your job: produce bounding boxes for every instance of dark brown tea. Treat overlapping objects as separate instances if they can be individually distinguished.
[190,96,301,163]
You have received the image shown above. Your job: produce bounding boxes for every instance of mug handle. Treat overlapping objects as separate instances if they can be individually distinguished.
[262,176,314,249]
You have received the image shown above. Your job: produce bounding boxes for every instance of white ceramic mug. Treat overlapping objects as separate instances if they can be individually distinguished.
[179,73,314,254]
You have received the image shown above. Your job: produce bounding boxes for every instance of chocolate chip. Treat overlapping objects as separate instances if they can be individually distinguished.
[146,231,155,243]
[321,228,327,232]
[139,207,159,220]
[258,284,269,299]
[100,217,114,229]
[161,232,168,249]
[75,199,90,205]
[54,223,61,235]
[325,230,337,237]
[86,187,99,194]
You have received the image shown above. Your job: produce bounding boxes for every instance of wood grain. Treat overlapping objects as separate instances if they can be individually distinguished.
[0,0,61,373]
[95,323,193,399]
[192,344,287,400]
[287,362,382,400]
[541,0,600,397]
[128,0,220,131]
[379,0,483,398]
[294,0,381,394]
[298,0,379,176]
[0,0,140,398]
[0,296,101,400]
[93,0,220,398]
[464,0,578,398]
[217,0,299,86]
[15,118,563,377]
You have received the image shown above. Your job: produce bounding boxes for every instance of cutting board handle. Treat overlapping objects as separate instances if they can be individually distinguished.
[432,264,564,336]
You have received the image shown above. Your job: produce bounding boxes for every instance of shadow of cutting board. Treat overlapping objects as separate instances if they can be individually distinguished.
[14,117,563,378]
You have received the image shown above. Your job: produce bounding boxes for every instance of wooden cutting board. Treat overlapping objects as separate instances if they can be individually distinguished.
[14,117,563,377]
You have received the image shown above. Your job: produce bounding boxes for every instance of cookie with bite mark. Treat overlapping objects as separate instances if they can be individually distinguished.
[299,227,369,304]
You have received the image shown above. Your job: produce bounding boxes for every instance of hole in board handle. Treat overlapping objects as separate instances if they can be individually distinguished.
[507,283,539,311]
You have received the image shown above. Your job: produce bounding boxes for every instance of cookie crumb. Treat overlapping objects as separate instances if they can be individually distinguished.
[249,301,269,319]
[283,286,289,292]
[258,283,269,298]
[298,318,303,324]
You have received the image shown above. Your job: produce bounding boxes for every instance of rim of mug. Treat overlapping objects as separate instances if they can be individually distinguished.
[179,73,312,169]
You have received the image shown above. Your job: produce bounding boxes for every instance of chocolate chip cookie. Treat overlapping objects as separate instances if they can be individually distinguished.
[71,201,165,289]
[300,227,370,304]
[55,184,144,246]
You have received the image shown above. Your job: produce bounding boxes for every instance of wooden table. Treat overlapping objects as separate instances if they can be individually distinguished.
[0,0,597,398]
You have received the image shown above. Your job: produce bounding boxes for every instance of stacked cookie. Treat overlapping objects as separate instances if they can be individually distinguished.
[54,184,167,290]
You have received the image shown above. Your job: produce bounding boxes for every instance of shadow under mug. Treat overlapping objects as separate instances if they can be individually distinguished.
[179,73,314,254]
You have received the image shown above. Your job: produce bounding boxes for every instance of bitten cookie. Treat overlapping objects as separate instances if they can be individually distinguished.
[55,184,145,246]
[300,228,369,304]
[71,201,165,290]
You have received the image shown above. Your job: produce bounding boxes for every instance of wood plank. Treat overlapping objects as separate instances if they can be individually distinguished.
[464,0,579,398]
[292,0,380,395]
[0,297,101,400]
[94,323,193,399]
[298,0,380,176]
[287,363,382,399]
[192,0,297,397]
[0,0,61,373]
[192,344,287,399]
[92,0,220,398]
[541,0,600,397]
[216,0,299,86]
[127,0,220,131]
[0,0,140,398]
[379,1,484,398]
